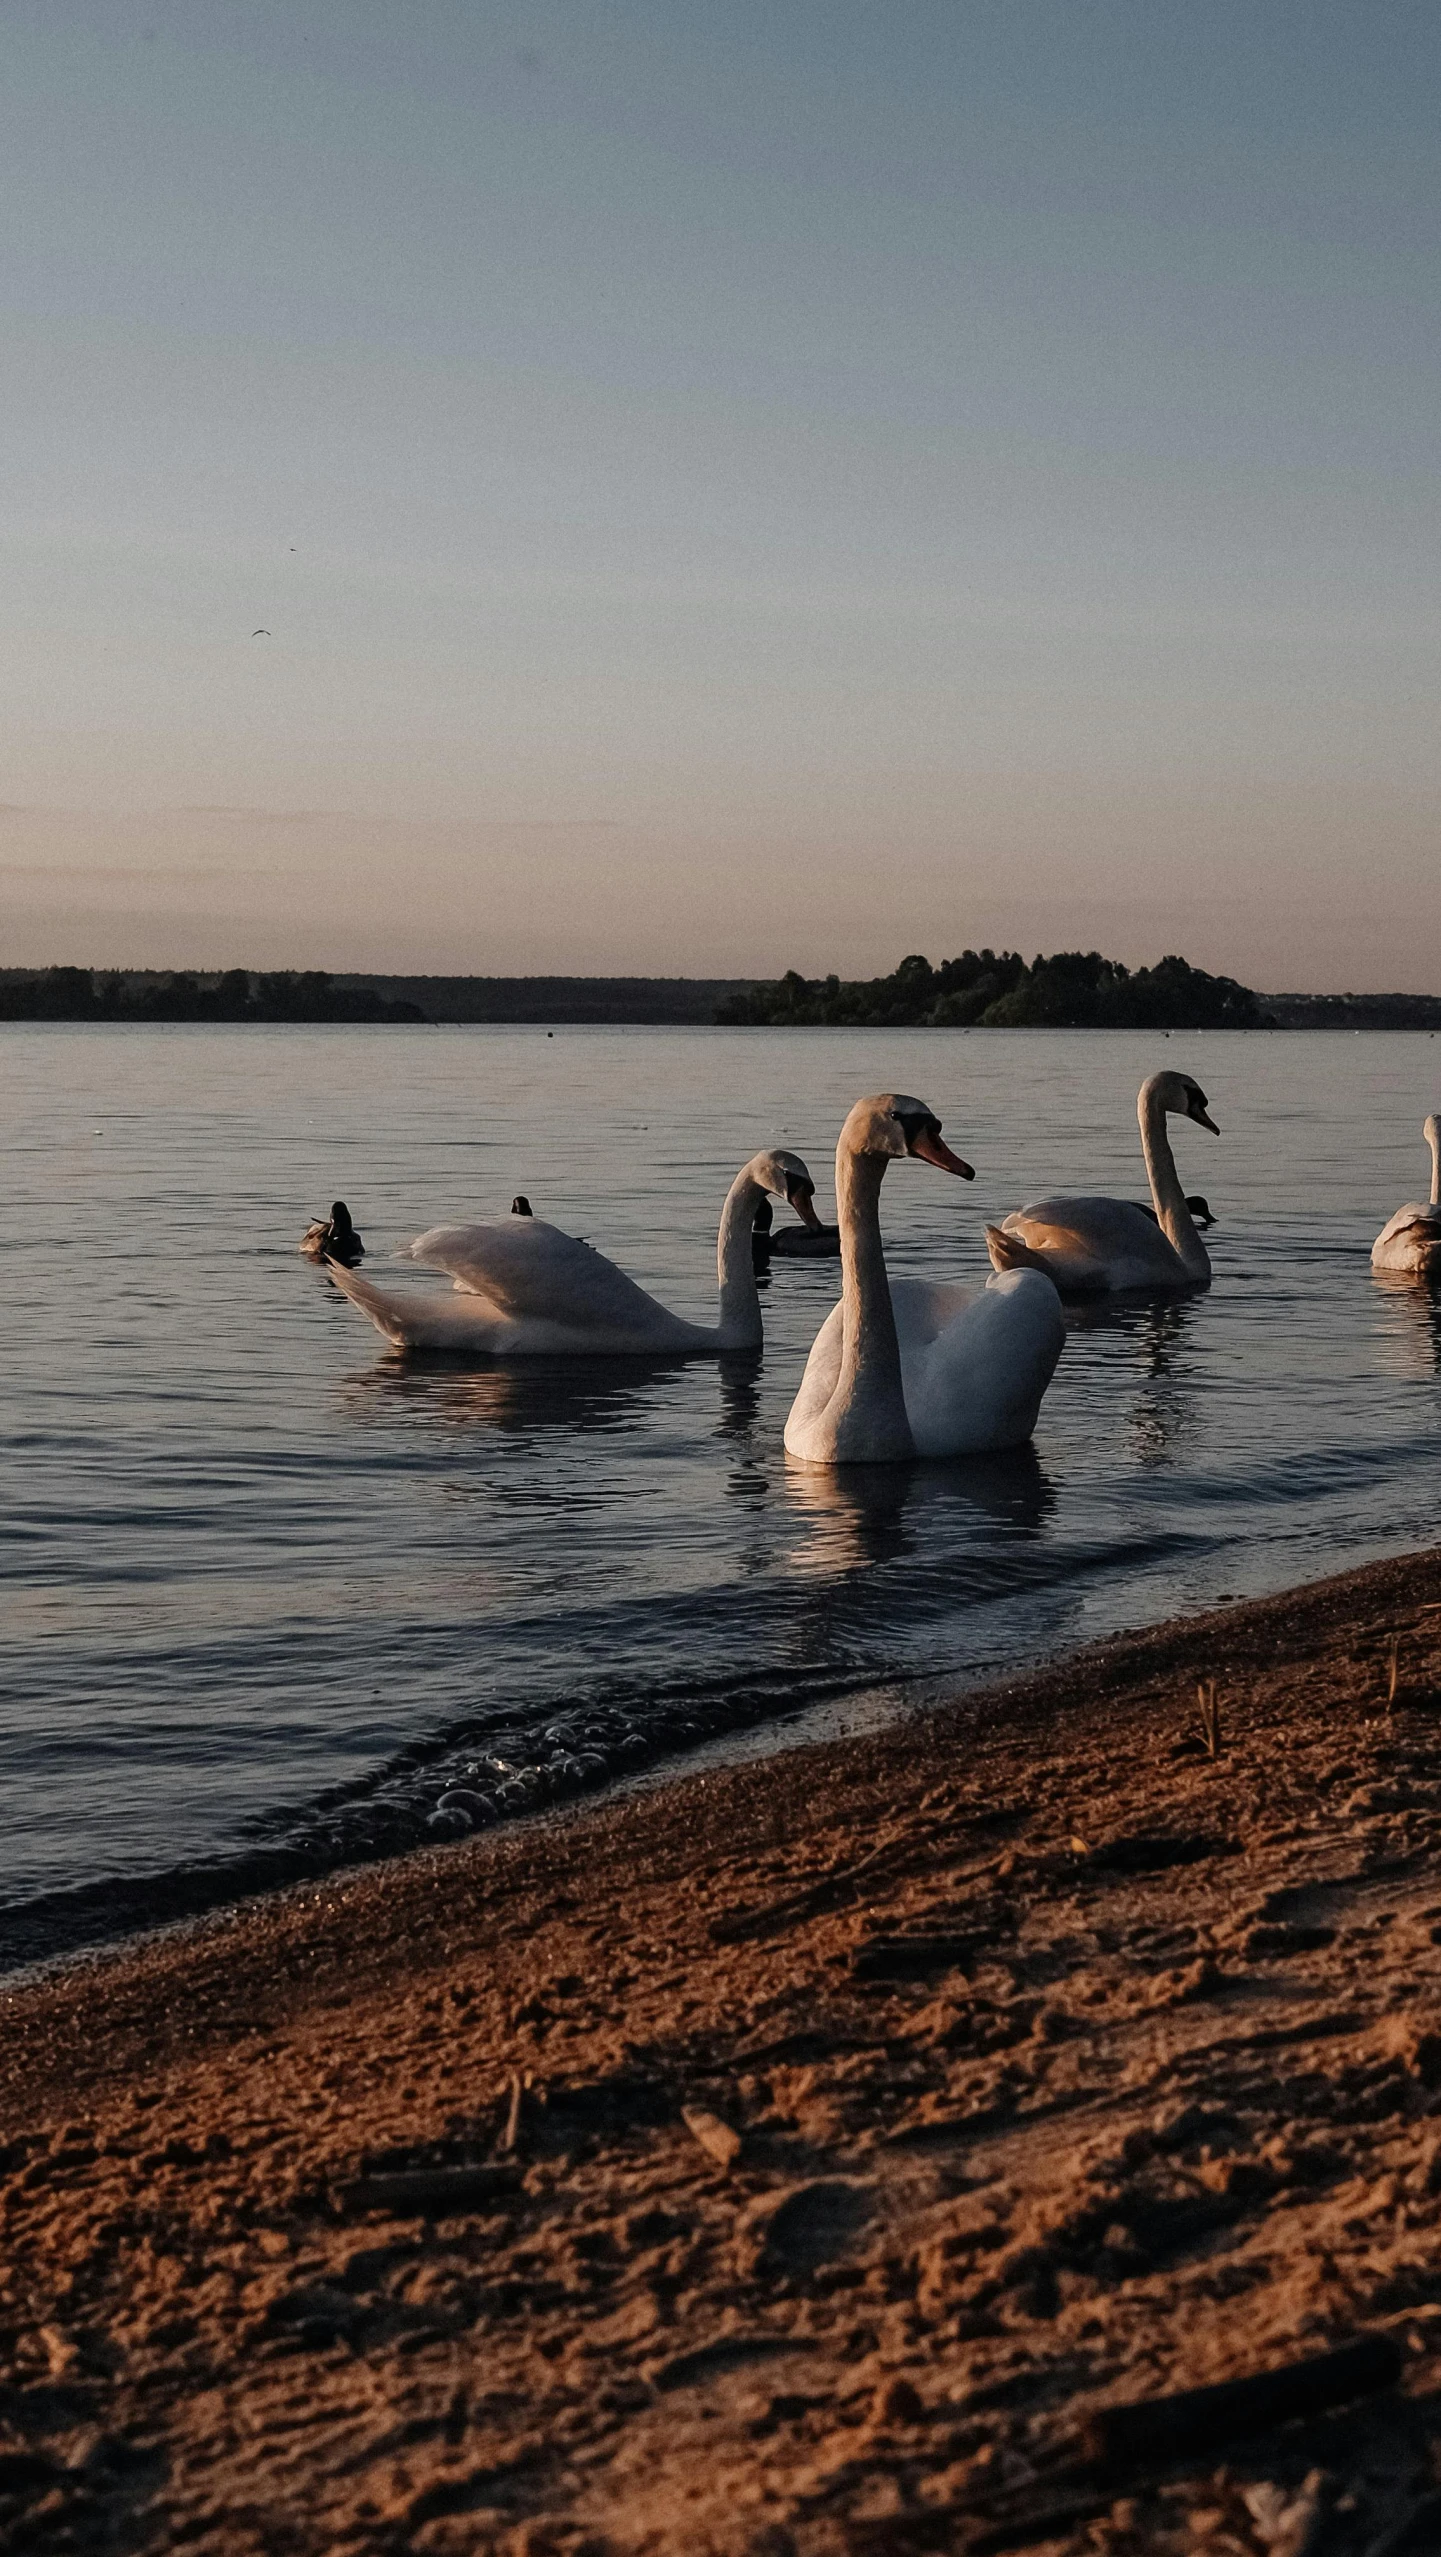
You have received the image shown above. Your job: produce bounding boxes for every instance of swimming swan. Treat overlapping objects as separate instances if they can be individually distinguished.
[1372,1115,1441,1280]
[984,1071,1219,1295]
[783,1094,1065,1464]
[324,1150,823,1355]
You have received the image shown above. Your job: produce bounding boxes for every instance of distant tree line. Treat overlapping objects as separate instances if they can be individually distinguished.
[715,949,1265,1030]
[342,975,754,1023]
[1263,990,1441,1030]
[6,959,1434,1030]
[0,967,426,1023]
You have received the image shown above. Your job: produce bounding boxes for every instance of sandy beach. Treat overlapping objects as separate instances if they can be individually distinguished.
[7,1548,1441,2554]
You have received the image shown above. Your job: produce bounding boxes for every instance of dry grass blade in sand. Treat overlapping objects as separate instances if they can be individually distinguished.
[500,2068,524,2153]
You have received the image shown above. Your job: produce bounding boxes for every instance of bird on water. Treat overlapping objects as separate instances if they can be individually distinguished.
[301,1201,364,1267]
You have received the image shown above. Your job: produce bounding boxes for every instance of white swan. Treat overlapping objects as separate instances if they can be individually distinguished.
[783,1094,1065,1465]
[1372,1115,1441,1279]
[322,1150,822,1355]
[983,1070,1219,1295]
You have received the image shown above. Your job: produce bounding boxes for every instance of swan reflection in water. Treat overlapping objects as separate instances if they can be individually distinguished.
[783,1442,1054,1577]
[337,1347,700,1440]
[715,1351,764,1447]
[1371,1268,1441,1379]
[1064,1288,1202,1467]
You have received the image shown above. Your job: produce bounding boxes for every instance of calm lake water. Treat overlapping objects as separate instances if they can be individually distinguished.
[4,1023,1441,1967]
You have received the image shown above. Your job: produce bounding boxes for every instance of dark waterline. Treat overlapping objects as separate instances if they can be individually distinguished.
[3,1023,1439,1970]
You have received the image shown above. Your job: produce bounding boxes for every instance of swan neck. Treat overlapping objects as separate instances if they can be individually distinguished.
[1139,1084,1209,1279]
[1429,1123,1441,1208]
[829,1138,915,1459]
[716,1168,764,1346]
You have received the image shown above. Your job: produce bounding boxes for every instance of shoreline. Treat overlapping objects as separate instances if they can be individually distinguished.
[8,1545,1441,2551]
[0,1665,929,1986]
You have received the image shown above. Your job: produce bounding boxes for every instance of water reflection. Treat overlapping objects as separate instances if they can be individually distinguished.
[337,1349,695,1438]
[714,1352,764,1444]
[1065,1289,1203,1466]
[13,1020,1441,1947]
[783,1443,1053,1576]
[1371,1270,1441,1378]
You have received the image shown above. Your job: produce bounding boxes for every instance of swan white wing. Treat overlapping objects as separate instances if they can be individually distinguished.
[1372,1204,1441,1271]
[325,1259,695,1355]
[897,1270,1064,1456]
[887,1275,982,1350]
[993,1194,1187,1291]
[407,1217,691,1337]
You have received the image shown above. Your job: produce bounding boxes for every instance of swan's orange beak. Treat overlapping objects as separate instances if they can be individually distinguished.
[910,1127,974,1178]
[787,1179,825,1230]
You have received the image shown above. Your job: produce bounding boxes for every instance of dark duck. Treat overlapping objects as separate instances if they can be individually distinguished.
[301,1200,365,1267]
[752,1197,841,1266]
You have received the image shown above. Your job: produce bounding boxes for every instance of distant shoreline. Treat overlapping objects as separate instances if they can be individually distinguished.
[3,965,1441,1030]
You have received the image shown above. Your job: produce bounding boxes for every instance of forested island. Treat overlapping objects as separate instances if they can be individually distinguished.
[0,967,425,1023]
[717,948,1264,1029]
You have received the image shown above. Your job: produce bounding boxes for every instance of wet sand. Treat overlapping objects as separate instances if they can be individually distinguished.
[6,1547,1441,2554]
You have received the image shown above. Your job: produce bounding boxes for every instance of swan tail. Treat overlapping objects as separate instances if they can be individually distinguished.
[322,1259,422,1347]
[984,1223,1048,1276]
[324,1257,511,1351]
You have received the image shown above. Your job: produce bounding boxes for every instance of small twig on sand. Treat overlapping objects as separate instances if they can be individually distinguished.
[681,2106,743,2170]
[500,2071,523,2154]
[336,2163,520,2217]
[1197,1678,1223,1758]
[1385,1633,1401,1709]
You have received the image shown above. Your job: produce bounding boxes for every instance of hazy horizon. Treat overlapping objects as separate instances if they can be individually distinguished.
[5,4,1439,990]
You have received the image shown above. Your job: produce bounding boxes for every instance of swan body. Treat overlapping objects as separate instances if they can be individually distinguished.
[985,1072,1218,1295]
[784,1094,1065,1465]
[325,1149,821,1356]
[1372,1115,1441,1278]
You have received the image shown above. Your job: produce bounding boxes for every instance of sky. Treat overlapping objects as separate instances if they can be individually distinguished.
[2,1,1438,989]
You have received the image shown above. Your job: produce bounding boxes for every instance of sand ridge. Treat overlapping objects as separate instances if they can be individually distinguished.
[6,1548,1441,2553]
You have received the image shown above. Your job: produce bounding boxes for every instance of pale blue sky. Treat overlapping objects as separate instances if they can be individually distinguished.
[3,1,1438,983]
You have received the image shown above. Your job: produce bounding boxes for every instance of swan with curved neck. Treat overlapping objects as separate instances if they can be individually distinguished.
[1372,1114,1441,1279]
[784,1094,1065,1465]
[984,1071,1219,1295]
[322,1150,822,1355]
